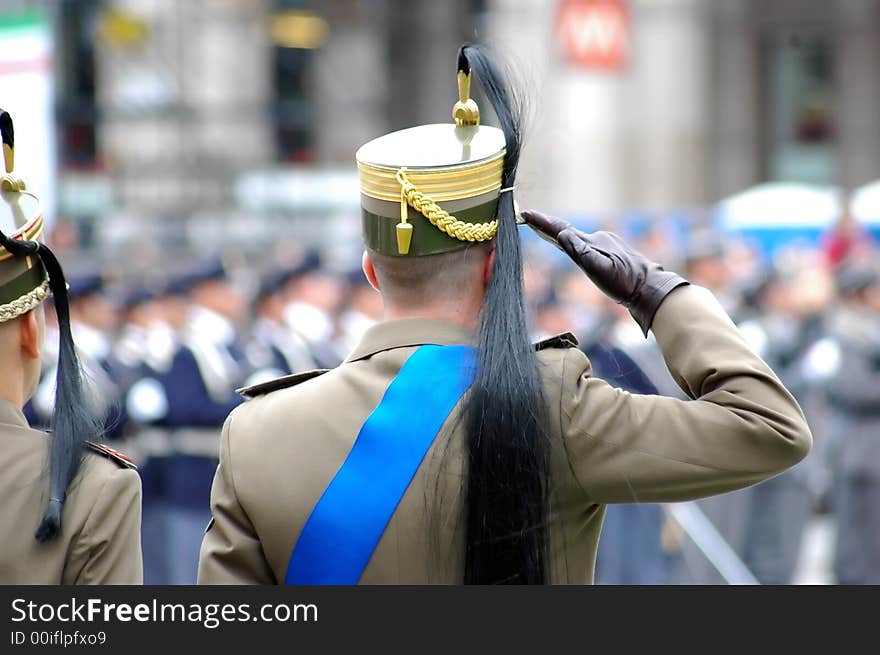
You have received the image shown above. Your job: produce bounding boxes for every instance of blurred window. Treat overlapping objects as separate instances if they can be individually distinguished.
[763,30,835,184]
[55,0,100,169]
[272,1,322,163]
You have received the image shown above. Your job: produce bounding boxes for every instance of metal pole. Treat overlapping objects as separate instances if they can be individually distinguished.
[664,501,760,585]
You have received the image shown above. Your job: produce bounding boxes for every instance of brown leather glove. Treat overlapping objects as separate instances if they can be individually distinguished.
[522,210,689,336]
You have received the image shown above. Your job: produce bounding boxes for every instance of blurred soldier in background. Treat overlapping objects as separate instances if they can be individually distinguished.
[69,274,127,438]
[736,260,832,583]
[155,272,191,335]
[114,285,175,385]
[825,261,880,584]
[159,260,249,429]
[336,268,383,355]
[122,260,251,584]
[161,260,250,584]
[245,270,318,384]
[116,283,177,585]
[281,250,345,367]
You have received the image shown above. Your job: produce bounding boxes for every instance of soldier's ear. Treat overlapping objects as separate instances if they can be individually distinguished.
[362,251,381,293]
[19,309,41,359]
[483,246,496,286]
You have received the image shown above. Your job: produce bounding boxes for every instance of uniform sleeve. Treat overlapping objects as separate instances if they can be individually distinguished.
[162,349,243,427]
[70,467,144,584]
[198,410,275,584]
[560,285,813,504]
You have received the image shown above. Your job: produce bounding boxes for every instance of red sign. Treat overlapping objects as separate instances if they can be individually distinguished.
[556,0,630,71]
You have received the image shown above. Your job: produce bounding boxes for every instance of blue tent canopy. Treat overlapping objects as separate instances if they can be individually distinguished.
[715,182,880,257]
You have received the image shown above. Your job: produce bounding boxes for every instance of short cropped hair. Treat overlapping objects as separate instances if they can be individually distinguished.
[368,243,491,308]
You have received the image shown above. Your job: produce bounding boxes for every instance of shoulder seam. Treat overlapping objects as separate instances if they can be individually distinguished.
[534,332,579,351]
[83,442,137,470]
[238,369,331,398]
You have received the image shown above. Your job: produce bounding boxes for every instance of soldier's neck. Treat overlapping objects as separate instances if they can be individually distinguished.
[0,380,25,410]
[0,341,26,408]
[383,303,480,331]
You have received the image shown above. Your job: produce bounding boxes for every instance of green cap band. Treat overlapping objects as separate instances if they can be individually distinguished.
[362,197,499,257]
[0,262,46,306]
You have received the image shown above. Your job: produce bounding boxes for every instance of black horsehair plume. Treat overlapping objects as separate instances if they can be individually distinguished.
[457,48,470,76]
[457,45,550,584]
[0,110,98,541]
[34,245,99,541]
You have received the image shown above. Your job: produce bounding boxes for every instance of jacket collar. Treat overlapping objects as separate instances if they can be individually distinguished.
[0,399,29,429]
[345,318,475,363]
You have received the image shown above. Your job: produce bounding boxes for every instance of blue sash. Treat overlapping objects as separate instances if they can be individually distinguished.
[285,344,476,584]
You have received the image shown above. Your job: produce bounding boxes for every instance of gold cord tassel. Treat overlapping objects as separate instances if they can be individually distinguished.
[396,168,413,255]
[395,168,497,247]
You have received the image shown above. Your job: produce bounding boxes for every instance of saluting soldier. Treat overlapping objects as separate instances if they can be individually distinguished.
[0,110,142,584]
[198,47,811,585]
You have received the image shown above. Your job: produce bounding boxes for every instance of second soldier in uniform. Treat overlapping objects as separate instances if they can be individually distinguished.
[0,110,142,584]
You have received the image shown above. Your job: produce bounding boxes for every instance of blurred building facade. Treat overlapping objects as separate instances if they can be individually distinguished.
[3,0,880,259]
[489,0,880,214]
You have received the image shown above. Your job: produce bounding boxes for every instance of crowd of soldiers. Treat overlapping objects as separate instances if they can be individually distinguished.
[25,215,879,585]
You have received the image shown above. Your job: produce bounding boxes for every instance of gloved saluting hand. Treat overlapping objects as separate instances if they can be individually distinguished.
[522,210,689,336]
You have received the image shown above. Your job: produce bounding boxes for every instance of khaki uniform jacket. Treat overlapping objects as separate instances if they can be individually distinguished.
[198,285,812,584]
[0,400,143,584]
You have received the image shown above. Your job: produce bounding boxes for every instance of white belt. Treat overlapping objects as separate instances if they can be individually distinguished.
[112,428,220,464]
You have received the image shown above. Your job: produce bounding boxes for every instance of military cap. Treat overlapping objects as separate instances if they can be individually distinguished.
[355,53,508,257]
[163,269,197,297]
[121,285,158,311]
[255,270,288,302]
[0,114,48,323]
[165,258,227,297]
[271,249,323,292]
[66,273,105,302]
[187,258,227,287]
[288,248,322,278]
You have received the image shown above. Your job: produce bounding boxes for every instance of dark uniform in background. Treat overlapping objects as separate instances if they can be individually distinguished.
[115,284,177,584]
[156,261,249,584]
[197,51,811,584]
[0,109,142,583]
[824,262,880,584]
